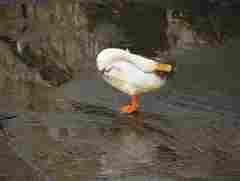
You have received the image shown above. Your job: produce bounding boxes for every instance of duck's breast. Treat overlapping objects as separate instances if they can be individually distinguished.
[102,61,166,95]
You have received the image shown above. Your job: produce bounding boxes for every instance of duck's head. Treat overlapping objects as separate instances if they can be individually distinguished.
[154,58,177,79]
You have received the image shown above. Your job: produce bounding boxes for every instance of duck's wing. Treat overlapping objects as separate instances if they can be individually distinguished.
[128,53,173,73]
[102,61,165,95]
[127,53,157,72]
[97,48,173,73]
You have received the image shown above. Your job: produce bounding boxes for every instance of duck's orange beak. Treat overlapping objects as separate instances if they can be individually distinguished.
[156,63,173,73]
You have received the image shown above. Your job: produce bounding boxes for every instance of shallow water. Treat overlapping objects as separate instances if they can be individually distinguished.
[2,39,240,181]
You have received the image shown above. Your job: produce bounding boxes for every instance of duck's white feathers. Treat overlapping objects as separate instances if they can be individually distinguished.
[97,48,158,73]
[96,48,166,95]
[103,61,166,95]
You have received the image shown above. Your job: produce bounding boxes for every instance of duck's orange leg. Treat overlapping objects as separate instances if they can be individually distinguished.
[120,95,140,113]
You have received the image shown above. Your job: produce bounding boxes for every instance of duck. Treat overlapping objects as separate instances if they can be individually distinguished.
[96,48,176,114]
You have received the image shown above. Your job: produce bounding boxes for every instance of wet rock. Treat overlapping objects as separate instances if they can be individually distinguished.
[166,9,227,52]
[167,10,206,51]
[0,0,91,87]
[0,41,65,112]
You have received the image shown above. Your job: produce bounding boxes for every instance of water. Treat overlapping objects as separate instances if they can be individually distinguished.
[2,39,240,180]
[1,3,240,181]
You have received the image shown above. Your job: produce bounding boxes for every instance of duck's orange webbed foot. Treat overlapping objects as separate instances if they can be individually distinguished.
[120,95,140,114]
[120,104,139,113]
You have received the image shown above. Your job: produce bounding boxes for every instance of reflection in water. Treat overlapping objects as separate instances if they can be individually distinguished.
[99,115,154,176]
[4,101,240,180]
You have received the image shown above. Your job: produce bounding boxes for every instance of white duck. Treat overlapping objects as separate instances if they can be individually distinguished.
[96,48,175,113]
